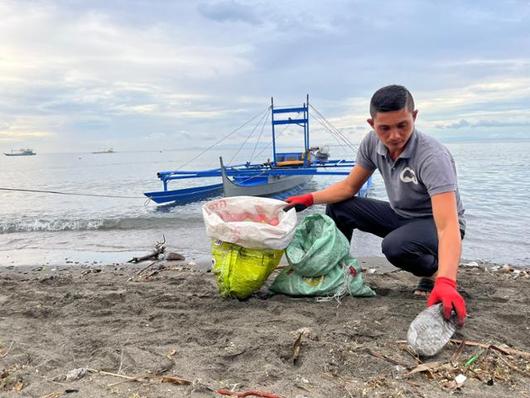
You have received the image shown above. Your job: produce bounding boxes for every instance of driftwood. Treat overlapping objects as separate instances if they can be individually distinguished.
[128,236,166,263]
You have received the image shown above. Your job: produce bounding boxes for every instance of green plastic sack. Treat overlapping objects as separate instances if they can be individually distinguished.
[211,240,283,299]
[269,256,375,297]
[285,214,350,277]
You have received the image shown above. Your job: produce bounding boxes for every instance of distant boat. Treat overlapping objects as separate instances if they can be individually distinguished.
[92,148,115,154]
[4,148,36,156]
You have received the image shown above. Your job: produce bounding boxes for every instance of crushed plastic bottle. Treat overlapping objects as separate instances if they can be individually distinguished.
[407,303,456,357]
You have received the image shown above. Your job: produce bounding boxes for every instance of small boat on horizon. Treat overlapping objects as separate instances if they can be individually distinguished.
[4,148,36,156]
[92,148,115,154]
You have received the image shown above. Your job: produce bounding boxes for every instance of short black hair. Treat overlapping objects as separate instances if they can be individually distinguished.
[369,85,415,118]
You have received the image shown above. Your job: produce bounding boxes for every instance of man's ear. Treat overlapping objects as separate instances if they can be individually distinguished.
[412,110,418,121]
[367,118,374,128]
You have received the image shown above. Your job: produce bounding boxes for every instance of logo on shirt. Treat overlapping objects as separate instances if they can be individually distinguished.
[400,167,418,184]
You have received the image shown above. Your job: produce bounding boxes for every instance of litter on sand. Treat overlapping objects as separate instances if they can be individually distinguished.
[407,303,456,357]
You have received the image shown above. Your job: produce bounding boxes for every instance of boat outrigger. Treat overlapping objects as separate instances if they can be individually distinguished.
[144,95,371,205]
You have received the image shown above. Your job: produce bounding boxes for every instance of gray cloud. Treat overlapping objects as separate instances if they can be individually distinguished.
[0,0,529,152]
[197,0,261,24]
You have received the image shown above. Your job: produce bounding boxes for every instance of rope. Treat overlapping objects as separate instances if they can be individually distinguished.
[228,107,270,165]
[249,111,270,162]
[310,111,357,153]
[174,106,270,171]
[0,187,144,199]
[309,104,358,153]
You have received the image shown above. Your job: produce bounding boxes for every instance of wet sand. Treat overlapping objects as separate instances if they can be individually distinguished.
[0,257,529,398]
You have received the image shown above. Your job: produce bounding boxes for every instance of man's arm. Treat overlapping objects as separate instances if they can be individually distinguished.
[431,191,461,279]
[312,164,374,204]
[428,191,467,325]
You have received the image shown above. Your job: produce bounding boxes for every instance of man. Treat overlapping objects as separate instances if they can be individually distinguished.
[285,85,467,326]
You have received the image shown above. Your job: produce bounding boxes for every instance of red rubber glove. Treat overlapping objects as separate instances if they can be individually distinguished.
[427,277,467,327]
[284,193,314,212]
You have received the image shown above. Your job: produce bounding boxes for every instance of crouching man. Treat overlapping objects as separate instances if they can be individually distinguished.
[286,85,467,326]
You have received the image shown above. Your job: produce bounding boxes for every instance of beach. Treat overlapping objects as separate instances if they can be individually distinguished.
[1,256,529,398]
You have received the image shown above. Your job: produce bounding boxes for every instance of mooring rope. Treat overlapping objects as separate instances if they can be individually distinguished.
[0,187,144,199]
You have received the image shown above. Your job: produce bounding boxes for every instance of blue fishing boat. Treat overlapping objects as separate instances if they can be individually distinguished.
[145,96,371,205]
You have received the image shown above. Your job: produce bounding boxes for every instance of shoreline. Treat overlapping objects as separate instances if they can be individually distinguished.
[1,258,529,397]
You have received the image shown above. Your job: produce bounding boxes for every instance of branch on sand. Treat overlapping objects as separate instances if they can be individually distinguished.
[128,235,166,263]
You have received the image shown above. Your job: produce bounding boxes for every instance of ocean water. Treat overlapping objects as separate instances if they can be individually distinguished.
[0,140,529,267]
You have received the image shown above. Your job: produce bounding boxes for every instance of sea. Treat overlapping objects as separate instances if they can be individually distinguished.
[1,140,529,268]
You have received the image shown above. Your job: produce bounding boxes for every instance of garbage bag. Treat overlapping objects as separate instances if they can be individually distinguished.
[211,240,283,299]
[202,196,297,250]
[285,213,350,277]
[270,214,375,297]
[270,256,375,297]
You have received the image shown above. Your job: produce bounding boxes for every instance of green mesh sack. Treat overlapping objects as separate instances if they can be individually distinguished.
[269,256,375,297]
[211,240,283,299]
[285,214,350,277]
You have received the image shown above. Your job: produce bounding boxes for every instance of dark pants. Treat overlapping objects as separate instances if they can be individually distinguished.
[325,197,463,277]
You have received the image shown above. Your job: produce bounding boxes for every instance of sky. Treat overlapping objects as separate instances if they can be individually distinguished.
[1,0,529,153]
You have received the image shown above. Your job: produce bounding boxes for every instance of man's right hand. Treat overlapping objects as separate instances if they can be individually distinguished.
[284,193,314,212]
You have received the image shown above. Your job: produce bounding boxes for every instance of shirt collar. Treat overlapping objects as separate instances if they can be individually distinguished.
[375,128,418,160]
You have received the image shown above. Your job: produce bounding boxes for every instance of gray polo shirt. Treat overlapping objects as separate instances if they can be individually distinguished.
[356,129,465,231]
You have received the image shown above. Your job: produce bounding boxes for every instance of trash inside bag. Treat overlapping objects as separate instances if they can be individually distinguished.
[407,303,456,357]
[202,196,297,250]
[286,213,350,277]
[211,240,283,299]
[270,214,375,298]
[270,257,375,297]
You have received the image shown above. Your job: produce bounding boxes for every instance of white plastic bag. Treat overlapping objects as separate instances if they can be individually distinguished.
[202,196,297,249]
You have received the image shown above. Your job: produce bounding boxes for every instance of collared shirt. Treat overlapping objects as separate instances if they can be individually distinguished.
[356,129,466,231]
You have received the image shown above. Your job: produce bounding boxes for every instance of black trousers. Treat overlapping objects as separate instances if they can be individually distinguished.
[325,197,464,277]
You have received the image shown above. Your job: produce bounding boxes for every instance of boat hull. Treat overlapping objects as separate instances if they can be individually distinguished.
[222,168,313,197]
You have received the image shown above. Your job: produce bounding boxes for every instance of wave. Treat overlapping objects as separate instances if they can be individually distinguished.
[0,215,205,233]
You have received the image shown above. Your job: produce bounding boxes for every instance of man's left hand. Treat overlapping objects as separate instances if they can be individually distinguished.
[427,276,467,327]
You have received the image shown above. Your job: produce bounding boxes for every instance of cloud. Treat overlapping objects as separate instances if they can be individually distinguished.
[0,129,54,142]
[198,0,261,24]
[0,0,529,152]
[436,118,530,129]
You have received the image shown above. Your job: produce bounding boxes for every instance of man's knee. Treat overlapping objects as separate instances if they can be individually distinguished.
[381,234,437,277]
[381,234,403,263]
[324,202,336,218]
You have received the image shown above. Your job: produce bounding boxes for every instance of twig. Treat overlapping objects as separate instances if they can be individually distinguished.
[292,332,303,365]
[449,339,466,366]
[0,341,15,358]
[398,338,530,360]
[87,368,144,382]
[493,351,530,378]
[405,361,444,377]
[160,375,192,385]
[117,348,124,374]
[365,348,410,368]
[216,389,281,398]
[128,261,159,281]
[449,339,530,360]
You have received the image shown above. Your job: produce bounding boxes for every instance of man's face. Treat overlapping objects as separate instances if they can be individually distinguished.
[367,108,418,155]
